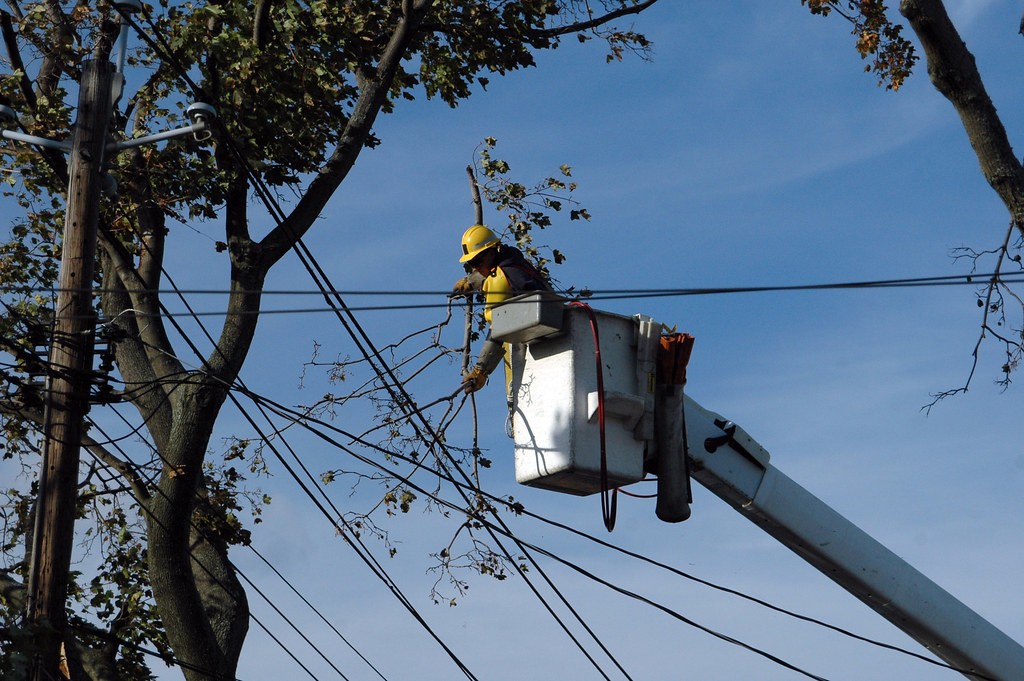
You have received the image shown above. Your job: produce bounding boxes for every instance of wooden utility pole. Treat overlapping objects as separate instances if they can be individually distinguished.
[27,58,113,681]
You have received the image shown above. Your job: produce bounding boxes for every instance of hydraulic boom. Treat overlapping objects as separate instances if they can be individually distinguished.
[682,395,1024,681]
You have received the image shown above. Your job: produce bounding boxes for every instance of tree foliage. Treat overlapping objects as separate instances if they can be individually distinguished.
[802,0,916,89]
[475,136,589,282]
[0,1,657,679]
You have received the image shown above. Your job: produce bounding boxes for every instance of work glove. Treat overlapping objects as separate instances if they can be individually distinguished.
[451,276,474,295]
[462,366,487,394]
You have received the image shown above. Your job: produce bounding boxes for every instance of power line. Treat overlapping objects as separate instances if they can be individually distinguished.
[498,528,832,681]
[98,168,474,677]
[2,269,1012,321]
[0,251,391,676]
[139,20,634,674]
[143,260,477,680]
[274,237,632,677]
[232,385,837,681]
[79,407,390,681]
[235,384,997,681]
[3,270,1023,300]
[19,364,978,681]
[70,418,306,681]
[245,544,391,681]
[50,289,1001,681]
[22,233,937,679]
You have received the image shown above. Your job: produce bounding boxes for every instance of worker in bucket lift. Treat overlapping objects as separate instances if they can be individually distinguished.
[453,224,551,393]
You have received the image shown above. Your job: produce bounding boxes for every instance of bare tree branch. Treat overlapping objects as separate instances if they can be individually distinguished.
[900,0,1024,233]
[530,0,659,39]
[0,399,152,501]
[260,0,437,264]
[252,0,274,48]
[926,221,1023,410]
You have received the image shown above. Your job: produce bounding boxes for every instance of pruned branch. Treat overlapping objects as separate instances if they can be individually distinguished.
[467,164,483,225]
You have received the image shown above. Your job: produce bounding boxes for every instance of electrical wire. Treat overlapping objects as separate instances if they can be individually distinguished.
[4,208,978,679]
[235,386,1001,681]
[94,409,389,681]
[80,409,390,681]
[98,149,474,672]
[271,241,631,678]
[2,245,389,677]
[4,270,1023,300]
[491,525,832,681]
[140,261,479,680]
[29,267,1021,319]
[29,156,471,678]
[230,385,835,681]
[47,294,1003,681]
[245,544,391,681]
[79,420,335,681]
[36,259,958,679]
[69,623,241,681]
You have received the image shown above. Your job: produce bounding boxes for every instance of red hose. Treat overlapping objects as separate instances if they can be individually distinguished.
[569,301,617,531]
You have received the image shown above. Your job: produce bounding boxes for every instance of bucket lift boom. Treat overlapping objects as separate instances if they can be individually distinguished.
[682,397,1024,681]
[491,298,1024,680]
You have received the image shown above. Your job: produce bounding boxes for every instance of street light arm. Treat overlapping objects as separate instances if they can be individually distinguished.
[110,119,210,152]
[0,129,71,152]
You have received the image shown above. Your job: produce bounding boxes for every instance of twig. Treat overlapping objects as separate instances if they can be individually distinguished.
[925,220,1020,411]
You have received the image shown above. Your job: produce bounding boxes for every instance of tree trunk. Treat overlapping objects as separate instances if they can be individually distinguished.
[143,379,247,681]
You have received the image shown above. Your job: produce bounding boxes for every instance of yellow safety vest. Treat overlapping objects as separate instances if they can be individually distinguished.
[482,266,512,324]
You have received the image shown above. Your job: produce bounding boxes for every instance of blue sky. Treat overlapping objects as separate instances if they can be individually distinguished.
[208,2,1024,679]
[6,1,1023,679]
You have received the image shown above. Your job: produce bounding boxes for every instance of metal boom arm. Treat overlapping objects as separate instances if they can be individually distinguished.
[682,395,1024,681]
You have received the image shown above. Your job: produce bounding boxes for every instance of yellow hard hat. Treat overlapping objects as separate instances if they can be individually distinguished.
[459,225,499,263]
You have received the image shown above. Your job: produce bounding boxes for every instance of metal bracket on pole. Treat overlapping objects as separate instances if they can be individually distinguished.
[113,0,143,75]
[0,129,71,152]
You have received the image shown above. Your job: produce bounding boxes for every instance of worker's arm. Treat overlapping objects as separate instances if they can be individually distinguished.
[463,339,503,392]
[475,339,503,375]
